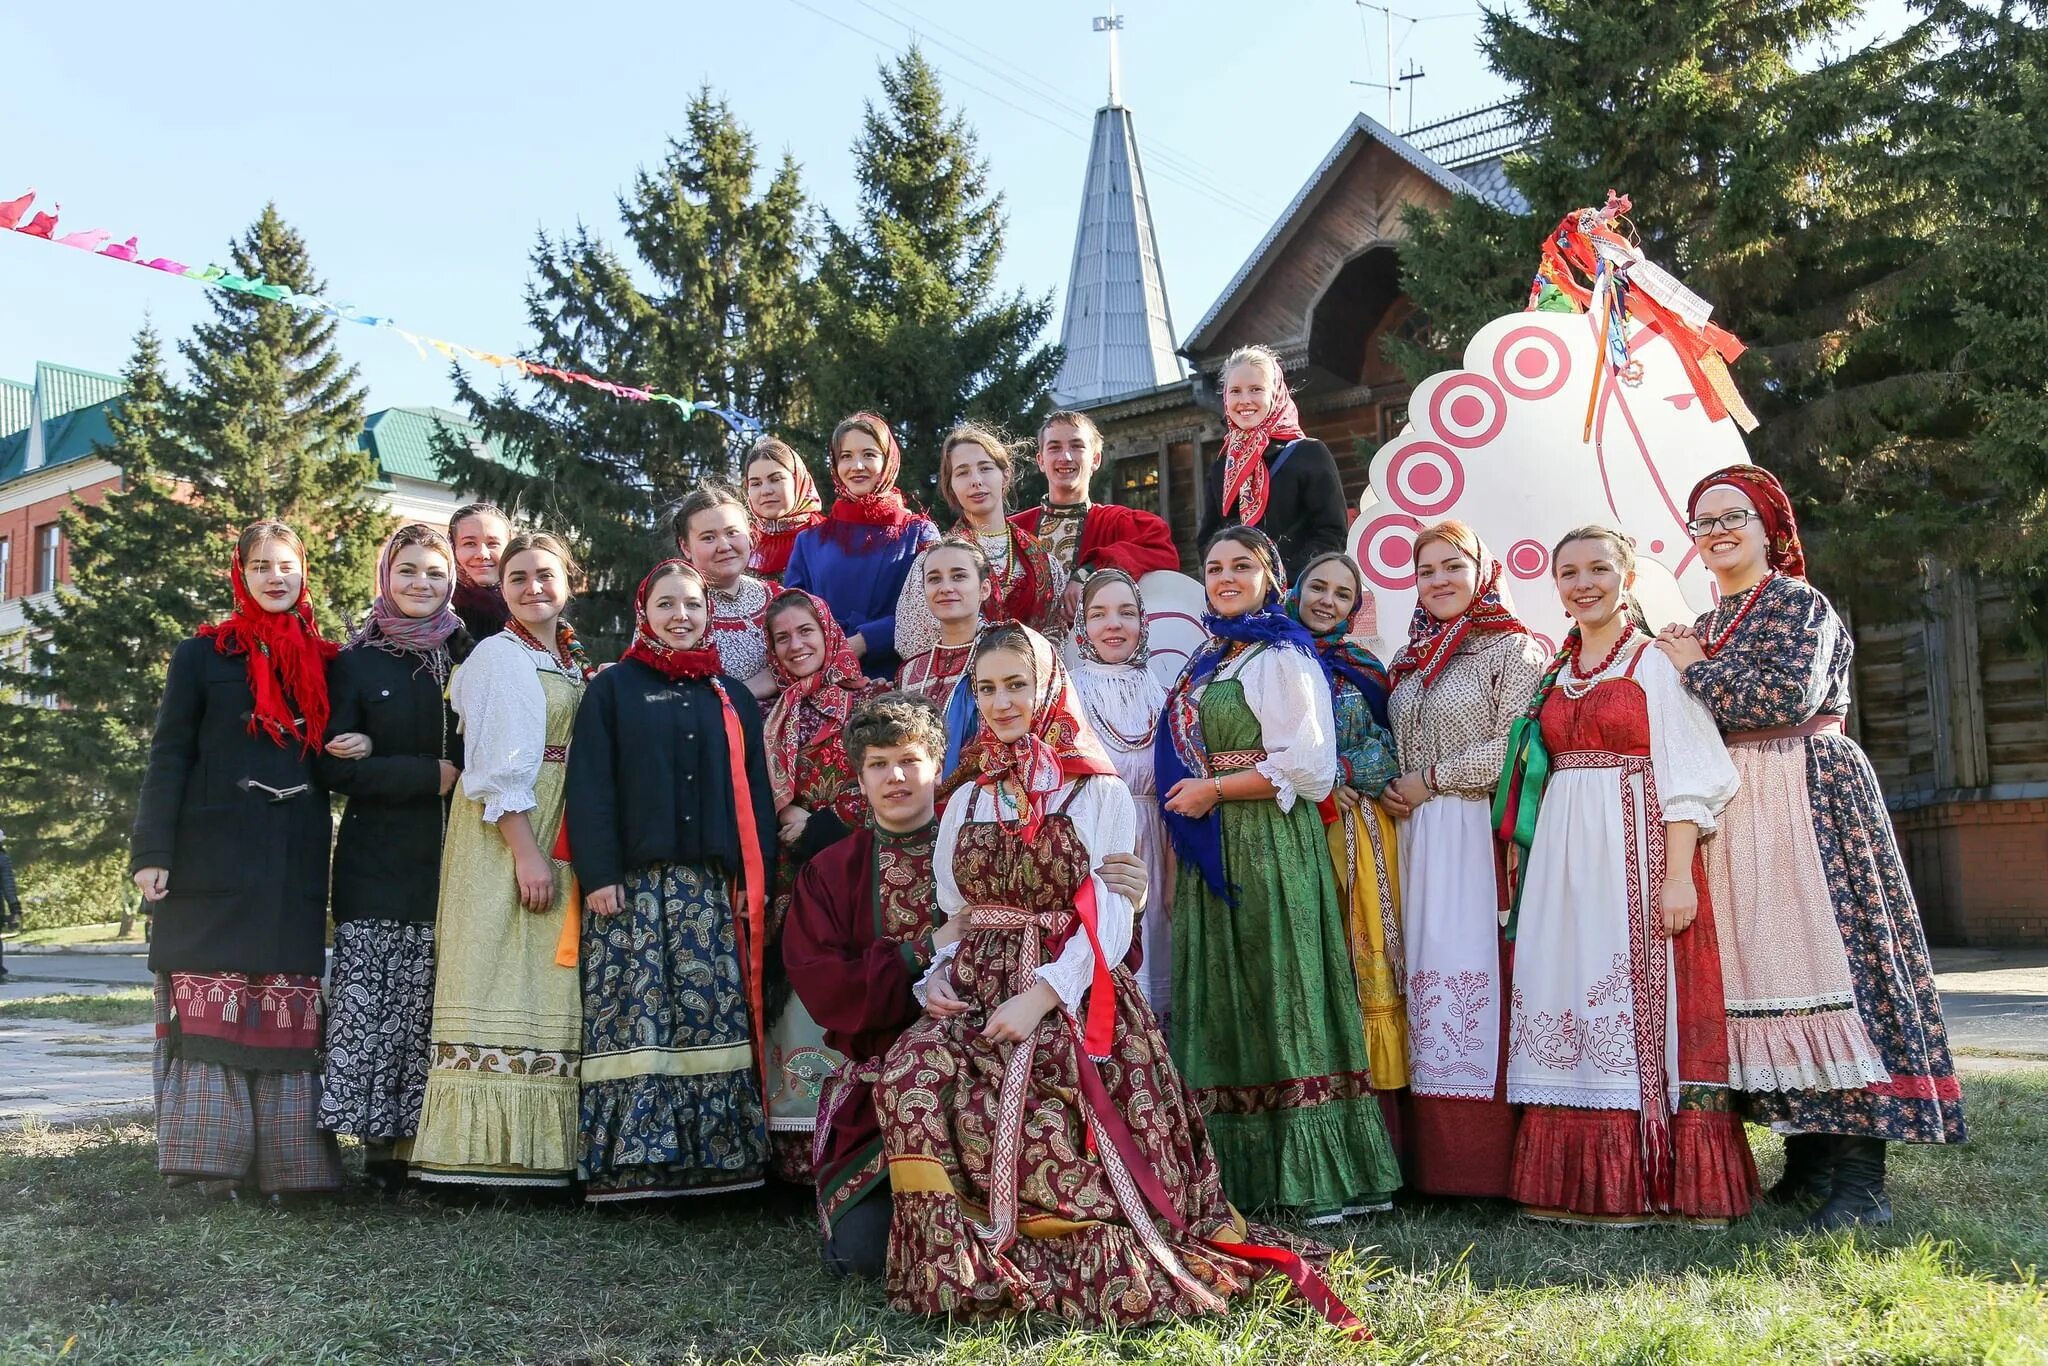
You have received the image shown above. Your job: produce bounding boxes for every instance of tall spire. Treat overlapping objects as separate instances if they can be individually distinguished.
[1052,13,1183,405]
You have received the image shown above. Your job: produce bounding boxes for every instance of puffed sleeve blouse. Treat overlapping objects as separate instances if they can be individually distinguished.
[448,632,575,824]
[1209,643,1339,812]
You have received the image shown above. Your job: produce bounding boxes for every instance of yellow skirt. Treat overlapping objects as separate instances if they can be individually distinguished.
[1329,798,1408,1090]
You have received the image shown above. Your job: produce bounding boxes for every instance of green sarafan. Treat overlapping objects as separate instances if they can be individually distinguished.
[3,1072,2045,1363]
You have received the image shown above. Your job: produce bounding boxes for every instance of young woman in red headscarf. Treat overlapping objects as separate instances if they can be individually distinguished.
[565,560,778,1201]
[742,436,826,584]
[1655,465,1964,1230]
[759,589,892,1177]
[875,622,1365,1335]
[1195,344,1350,580]
[132,520,345,1200]
[1383,519,1549,1200]
[783,412,940,679]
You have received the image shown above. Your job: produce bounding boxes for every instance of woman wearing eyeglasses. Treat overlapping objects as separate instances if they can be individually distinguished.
[1654,467,1963,1232]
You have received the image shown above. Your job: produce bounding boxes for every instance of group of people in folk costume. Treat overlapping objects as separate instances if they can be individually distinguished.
[132,340,1961,1332]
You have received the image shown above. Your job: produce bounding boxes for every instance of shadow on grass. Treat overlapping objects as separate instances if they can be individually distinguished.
[1,1073,2043,1364]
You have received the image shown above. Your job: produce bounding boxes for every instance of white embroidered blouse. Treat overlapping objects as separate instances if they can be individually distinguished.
[1568,640,1740,832]
[914,775,1137,1015]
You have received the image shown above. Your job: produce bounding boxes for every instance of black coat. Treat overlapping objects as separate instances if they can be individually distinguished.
[564,658,779,897]
[314,644,463,926]
[131,636,332,977]
[1197,436,1350,581]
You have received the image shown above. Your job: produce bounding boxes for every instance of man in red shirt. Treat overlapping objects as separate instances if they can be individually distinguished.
[1011,410,1183,623]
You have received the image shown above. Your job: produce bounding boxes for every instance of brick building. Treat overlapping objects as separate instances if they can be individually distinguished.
[0,359,501,663]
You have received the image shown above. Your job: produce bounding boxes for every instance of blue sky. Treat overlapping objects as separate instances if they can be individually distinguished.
[0,0,1915,412]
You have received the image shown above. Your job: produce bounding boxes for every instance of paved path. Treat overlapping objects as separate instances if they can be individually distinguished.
[0,948,154,1127]
[1,945,2044,1129]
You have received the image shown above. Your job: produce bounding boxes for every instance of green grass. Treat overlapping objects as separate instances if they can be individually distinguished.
[12,920,144,948]
[0,988,153,1026]
[2,1073,2045,1364]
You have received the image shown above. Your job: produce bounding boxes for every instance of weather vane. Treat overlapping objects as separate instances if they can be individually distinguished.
[1092,5,1124,106]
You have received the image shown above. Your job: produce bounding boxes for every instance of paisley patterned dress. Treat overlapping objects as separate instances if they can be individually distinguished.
[877,783,1296,1327]
[1683,574,1964,1144]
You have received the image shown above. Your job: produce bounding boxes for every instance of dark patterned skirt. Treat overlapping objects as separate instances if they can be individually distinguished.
[319,920,435,1143]
[1738,734,1966,1144]
[154,973,343,1195]
[579,861,769,1202]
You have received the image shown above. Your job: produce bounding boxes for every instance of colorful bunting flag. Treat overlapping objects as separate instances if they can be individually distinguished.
[0,186,735,429]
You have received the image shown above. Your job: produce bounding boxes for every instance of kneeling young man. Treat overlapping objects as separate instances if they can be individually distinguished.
[781,692,1148,1277]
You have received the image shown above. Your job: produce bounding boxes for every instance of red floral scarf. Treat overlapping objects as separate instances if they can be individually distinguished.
[818,412,917,549]
[970,625,1117,844]
[1687,463,1807,580]
[957,519,1059,631]
[197,550,337,755]
[1387,542,1531,691]
[620,559,726,682]
[1219,370,1305,528]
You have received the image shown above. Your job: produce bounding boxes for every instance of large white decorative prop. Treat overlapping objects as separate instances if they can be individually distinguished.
[1061,569,1209,690]
[1347,309,1753,657]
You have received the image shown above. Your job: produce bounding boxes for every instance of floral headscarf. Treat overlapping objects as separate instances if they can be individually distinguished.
[1686,464,1806,580]
[1386,528,1530,691]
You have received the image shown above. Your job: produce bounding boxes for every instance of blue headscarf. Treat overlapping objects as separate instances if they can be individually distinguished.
[1152,527,1319,903]
[1284,551,1391,728]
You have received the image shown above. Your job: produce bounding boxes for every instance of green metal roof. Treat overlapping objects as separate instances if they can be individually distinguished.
[0,362,126,483]
[358,406,524,483]
[0,379,32,440]
[0,362,514,492]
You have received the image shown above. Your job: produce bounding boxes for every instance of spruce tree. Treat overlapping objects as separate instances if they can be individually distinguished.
[1390,0,1867,380]
[809,47,1058,507]
[169,203,381,627]
[0,325,217,866]
[440,90,814,648]
[0,208,378,868]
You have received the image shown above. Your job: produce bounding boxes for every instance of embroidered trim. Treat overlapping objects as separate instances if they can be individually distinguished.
[542,744,568,764]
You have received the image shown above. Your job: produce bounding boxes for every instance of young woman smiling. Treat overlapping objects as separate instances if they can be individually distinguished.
[448,501,513,639]
[1385,520,1548,1199]
[411,532,593,1190]
[897,421,1056,643]
[1195,345,1349,577]
[742,437,826,583]
[1071,570,1173,1014]
[133,520,345,1200]
[1654,466,1963,1229]
[314,524,468,1189]
[1284,552,1409,1102]
[760,589,890,1178]
[877,623,1360,1332]
[895,536,994,710]
[675,485,777,702]
[565,560,778,1201]
[1503,526,1756,1227]
[1156,526,1401,1222]
[784,412,939,679]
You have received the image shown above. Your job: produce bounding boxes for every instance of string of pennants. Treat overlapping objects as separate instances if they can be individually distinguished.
[0,188,760,435]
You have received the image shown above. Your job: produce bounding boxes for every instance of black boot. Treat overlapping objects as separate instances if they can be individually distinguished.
[1807,1137,1893,1231]
[1767,1132,1835,1206]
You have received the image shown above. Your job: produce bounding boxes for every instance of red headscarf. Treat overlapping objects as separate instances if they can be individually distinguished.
[819,412,917,549]
[1387,529,1531,691]
[1687,464,1807,580]
[197,540,338,755]
[1219,362,1306,528]
[620,560,726,682]
[764,590,876,809]
[745,444,826,580]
